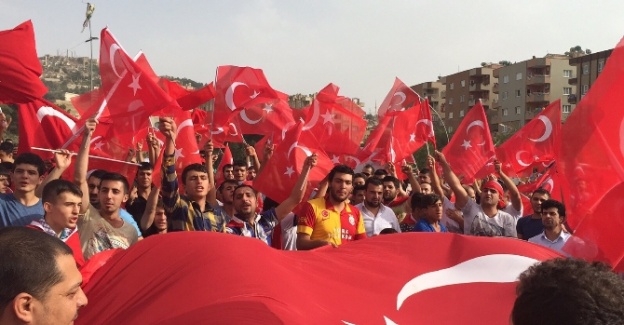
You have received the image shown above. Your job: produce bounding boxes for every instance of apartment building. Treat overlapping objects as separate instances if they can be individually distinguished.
[568,49,613,110]
[410,80,446,121]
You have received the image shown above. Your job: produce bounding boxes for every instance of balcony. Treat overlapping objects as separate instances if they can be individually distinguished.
[486,109,500,124]
[440,90,446,99]
[526,74,550,85]
[568,94,577,104]
[526,92,550,103]
[527,57,548,68]
[493,68,500,78]
[469,98,490,107]
[491,99,501,109]
[568,77,578,85]
[469,68,484,77]
[469,81,483,92]
[492,82,499,94]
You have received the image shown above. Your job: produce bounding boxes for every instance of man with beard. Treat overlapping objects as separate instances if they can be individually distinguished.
[126,162,154,225]
[516,188,550,240]
[382,175,410,226]
[297,165,366,250]
[528,199,570,254]
[356,177,400,237]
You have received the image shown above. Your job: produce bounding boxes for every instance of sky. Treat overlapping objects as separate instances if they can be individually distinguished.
[2,0,624,113]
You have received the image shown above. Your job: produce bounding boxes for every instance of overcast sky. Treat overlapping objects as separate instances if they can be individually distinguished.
[3,0,624,113]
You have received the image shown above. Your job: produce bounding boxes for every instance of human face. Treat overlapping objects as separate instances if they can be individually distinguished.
[541,207,563,230]
[382,182,397,202]
[531,193,549,214]
[136,169,153,189]
[233,187,257,218]
[329,172,353,203]
[233,166,247,182]
[362,167,373,178]
[44,192,82,233]
[247,168,257,180]
[154,207,167,231]
[11,163,42,193]
[98,180,128,214]
[0,174,10,193]
[353,176,366,187]
[351,190,366,206]
[364,184,383,208]
[423,199,444,222]
[480,187,500,207]
[184,171,209,199]
[223,167,234,181]
[418,172,431,184]
[31,254,88,325]
[220,182,237,205]
[420,183,432,194]
[87,177,101,206]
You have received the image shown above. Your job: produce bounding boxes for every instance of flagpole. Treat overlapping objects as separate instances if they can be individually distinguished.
[210,67,218,140]
[31,147,141,166]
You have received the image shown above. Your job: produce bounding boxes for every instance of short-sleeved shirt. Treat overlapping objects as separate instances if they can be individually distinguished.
[516,215,544,240]
[120,208,143,237]
[78,207,139,260]
[529,231,571,254]
[226,208,278,246]
[355,202,400,237]
[297,197,366,246]
[126,196,147,225]
[462,199,517,237]
[413,219,448,233]
[439,196,462,234]
[501,202,523,222]
[0,194,43,227]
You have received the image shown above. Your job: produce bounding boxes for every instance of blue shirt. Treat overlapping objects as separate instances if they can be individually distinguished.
[120,208,143,237]
[0,194,44,227]
[528,231,571,254]
[413,219,448,233]
[226,208,278,245]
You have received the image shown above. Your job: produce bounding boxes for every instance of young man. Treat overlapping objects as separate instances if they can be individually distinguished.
[222,164,235,181]
[27,179,85,267]
[352,173,366,187]
[350,185,366,206]
[381,175,410,225]
[75,119,140,260]
[356,177,400,237]
[528,199,570,254]
[126,162,154,224]
[412,193,447,233]
[226,154,317,245]
[297,165,366,250]
[0,141,15,166]
[139,188,166,237]
[361,164,374,179]
[0,227,88,325]
[0,153,46,227]
[213,179,239,221]
[232,161,248,184]
[516,188,550,240]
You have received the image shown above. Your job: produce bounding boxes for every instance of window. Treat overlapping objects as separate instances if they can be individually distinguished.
[582,85,589,95]
[516,72,523,80]
[461,80,466,87]
[450,83,454,90]
[598,59,605,72]
[460,110,465,117]
[502,91,508,100]
[515,106,521,114]
[516,89,521,97]
[503,75,509,84]
[448,126,453,132]
[449,97,454,105]
[563,87,572,95]
[503,108,509,116]
[449,112,454,119]
[460,95,464,103]
[563,70,572,78]
[563,105,572,113]
[582,64,589,75]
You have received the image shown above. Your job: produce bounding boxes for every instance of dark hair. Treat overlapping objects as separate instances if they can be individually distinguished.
[328,165,354,183]
[13,152,46,176]
[374,169,388,176]
[234,184,257,196]
[379,228,398,234]
[0,141,14,154]
[512,258,624,325]
[138,162,154,172]
[353,185,366,194]
[222,164,233,172]
[541,199,566,217]
[365,177,383,189]
[42,179,83,204]
[100,172,129,194]
[411,193,441,210]
[248,165,257,172]
[353,173,366,180]
[88,169,108,181]
[181,163,207,186]
[382,175,400,189]
[363,164,374,170]
[218,179,239,193]
[233,161,247,168]
[0,227,73,311]
[0,164,10,176]
[419,168,431,175]
[532,188,551,198]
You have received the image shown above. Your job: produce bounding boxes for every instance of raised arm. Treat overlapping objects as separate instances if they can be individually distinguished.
[245,144,261,172]
[158,117,180,210]
[495,161,522,212]
[275,153,317,221]
[435,150,468,209]
[140,186,161,231]
[257,141,274,176]
[146,132,160,166]
[35,149,72,198]
[427,155,445,198]
[204,139,218,207]
[76,119,97,214]
[387,162,407,197]
[401,163,421,194]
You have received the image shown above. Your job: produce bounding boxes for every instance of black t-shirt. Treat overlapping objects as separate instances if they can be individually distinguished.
[126,196,147,227]
[516,215,544,240]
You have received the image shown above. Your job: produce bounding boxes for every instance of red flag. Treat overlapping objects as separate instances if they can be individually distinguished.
[215,144,233,186]
[77,233,561,324]
[377,77,421,118]
[385,101,435,163]
[558,36,624,270]
[441,101,495,184]
[254,122,333,203]
[225,98,294,136]
[70,89,104,119]
[0,21,47,104]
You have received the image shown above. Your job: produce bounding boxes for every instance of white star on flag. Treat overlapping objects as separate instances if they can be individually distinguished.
[460,139,472,150]
[263,103,274,114]
[409,133,416,142]
[128,72,142,96]
[93,141,104,151]
[174,147,184,159]
[321,111,334,125]
[284,166,295,177]
[331,155,340,164]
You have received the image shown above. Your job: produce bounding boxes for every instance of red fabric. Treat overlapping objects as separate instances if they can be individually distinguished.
[441,101,495,184]
[225,98,294,137]
[176,83,215,111]
[215,145,233,186]
[70,89,104,119]
[559,36,624,270]
[253,122,334,203]
[26,225,85,269]
[77,232,561,324]
[377,77,422,118]
[385,100,434,163]
[0,20,47,104]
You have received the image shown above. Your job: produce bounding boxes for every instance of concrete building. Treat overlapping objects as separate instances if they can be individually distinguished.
[410,80,446,122]
[568,49,613,112]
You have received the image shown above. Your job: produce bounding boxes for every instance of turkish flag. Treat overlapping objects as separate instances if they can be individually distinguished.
[226,98,294,137]
[377,77,421,118]
[70,89,104,119]
[358,113,393,161]
[254,122,333,203]
[17,98,78,158]
[0,20,47,104]
[384,101,435,163]
[442,101,495,183]
[214,144,233,187]
[77,233,561,324]
[558,36,624,270]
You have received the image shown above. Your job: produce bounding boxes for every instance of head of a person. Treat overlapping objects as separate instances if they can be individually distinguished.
[382,176,400,203]
[136,162,153,189]
[182,163,209,199]
[0,227,88,324]
[327,165,354,203]
[373,169,388,180]
[462,185,476,201]
[363,177,383,208]
[418,168,431,184]
[530,189,550,215]
[480,180,504,209]
[0,141,14,160]
[153,200,167,232]
[413,193,443,222]
[87,169,107,207]
[353,173,366,187]
[222,164,234,181]
[233,185,258,220]
[247,166,257,180]
[42,179,83,233]
[218,180,239,205]
[511,258,624,325]
[540,199,565,231]
[12,153,45,194]
[379,228,398,235]
[420,182,432,194]
[98,172,129,214]
[351,185,366,206]
[362,164,374,179]
[232,161,248,182]
[0,165,11,194]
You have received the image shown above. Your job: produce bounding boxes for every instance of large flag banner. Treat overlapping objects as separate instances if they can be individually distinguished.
[77,233,561,324]
[377,77,421,118]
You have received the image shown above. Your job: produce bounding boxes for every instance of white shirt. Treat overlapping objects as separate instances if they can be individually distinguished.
[529,230,571,254]
[501,201,523,222]
[462,199,517,237]
[439,196,462,233]
[356,202,401,236]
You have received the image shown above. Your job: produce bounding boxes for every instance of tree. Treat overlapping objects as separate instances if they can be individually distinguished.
[498,60,512,66]
[565,45,591,58]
